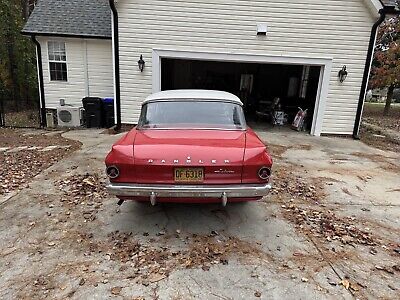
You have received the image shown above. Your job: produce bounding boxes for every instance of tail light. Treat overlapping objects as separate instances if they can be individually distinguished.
[258,167,271,180]
[106,165,120,179]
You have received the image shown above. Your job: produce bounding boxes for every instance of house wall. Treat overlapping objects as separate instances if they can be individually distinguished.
[37,37,113,108]
[116,0,379,135]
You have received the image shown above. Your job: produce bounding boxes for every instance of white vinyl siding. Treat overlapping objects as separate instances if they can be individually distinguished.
[87,40,114,98]
[39,37,113,108]
[116,0,377,135]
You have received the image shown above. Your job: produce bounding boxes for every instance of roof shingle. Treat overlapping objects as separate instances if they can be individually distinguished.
[22,0,111,38]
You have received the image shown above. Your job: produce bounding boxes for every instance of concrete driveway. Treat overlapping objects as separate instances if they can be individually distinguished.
[0,129,399,299]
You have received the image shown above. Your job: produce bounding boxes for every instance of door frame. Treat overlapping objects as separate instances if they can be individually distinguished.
[152,49,332,136]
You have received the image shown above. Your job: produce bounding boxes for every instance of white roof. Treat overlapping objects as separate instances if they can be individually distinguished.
[143,90,243,105]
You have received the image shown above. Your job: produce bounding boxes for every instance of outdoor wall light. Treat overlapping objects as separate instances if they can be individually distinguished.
[338,65,348,83]
[138,55,145,72]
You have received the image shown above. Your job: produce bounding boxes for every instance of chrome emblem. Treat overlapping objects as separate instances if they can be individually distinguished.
[214,169,235,174]
[146,158,230,164]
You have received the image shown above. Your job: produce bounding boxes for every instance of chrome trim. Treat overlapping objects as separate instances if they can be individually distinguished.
[214,169,235,174]
[143,99,243,106]
[137,127,247,131]
[150,192,157,206]
[106,166,120,179]
[107,182,272,198]
[258,166,271,180]
[222,192,228,207]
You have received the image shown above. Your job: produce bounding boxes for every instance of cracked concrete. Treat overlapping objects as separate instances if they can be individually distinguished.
[0,128,399,299]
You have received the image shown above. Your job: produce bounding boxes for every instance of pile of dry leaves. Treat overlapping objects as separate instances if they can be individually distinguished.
[282,204,376,246]
[56,173,108,221]
[84,231,268,285]
[0,129,80,195]
[271,166,325,203]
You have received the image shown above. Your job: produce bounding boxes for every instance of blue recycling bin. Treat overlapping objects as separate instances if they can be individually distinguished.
[102,97,115,128]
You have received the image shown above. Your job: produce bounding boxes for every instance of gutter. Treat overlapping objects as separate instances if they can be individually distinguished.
[109,0,122,130]
[353,5,400,139]
[21,31,111,40]
[31,35,47,127]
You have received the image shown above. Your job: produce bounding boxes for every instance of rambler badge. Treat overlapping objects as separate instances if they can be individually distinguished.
[146,159,229,164]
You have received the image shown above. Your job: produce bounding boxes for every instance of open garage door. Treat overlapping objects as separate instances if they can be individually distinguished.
[161,58,321,133]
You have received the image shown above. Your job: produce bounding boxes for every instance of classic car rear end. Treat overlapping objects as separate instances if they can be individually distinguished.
[105,90,272,206]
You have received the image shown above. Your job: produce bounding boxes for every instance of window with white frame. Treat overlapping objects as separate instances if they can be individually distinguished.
[48,41,67,81]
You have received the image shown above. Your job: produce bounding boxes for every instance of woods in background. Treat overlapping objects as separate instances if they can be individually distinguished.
[369,1,400,116]
[0,0,38,112]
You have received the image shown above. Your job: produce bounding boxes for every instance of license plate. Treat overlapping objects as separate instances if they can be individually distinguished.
[174,168,204,183]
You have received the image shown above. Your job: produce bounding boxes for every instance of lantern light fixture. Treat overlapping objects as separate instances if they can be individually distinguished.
[338,65,348,83]
[138,55,145,72]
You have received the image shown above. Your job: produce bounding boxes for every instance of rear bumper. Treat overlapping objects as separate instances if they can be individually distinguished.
[106,182,271,204]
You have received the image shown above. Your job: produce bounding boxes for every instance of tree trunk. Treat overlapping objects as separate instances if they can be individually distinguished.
[383,85,394,116]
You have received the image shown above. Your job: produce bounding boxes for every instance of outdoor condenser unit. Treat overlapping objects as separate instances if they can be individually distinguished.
[57,106,83,127]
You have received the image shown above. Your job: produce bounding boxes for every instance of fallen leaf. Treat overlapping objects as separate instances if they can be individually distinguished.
[340,279,350,290]
[111,286,122,295]
[148,273,167,283]
[1,247,17,256]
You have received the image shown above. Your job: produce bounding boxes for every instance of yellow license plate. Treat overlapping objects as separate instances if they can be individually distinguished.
[174,168,204,183]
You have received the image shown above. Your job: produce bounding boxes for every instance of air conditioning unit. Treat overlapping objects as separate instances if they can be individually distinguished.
[57,106,83,127]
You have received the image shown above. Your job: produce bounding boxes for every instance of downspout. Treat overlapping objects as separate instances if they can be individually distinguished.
[31,35,47,127]
[353,6,399,139]
[109,0,122,130]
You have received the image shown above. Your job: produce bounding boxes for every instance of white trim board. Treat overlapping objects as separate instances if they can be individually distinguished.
[364,0,384,15]
[152,49,332,136]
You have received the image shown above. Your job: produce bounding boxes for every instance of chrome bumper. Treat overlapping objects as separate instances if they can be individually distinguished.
[106,182,272,206]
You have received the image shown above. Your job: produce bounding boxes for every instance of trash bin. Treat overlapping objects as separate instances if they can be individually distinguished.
[82,97,103,128]
[102,97,115,128]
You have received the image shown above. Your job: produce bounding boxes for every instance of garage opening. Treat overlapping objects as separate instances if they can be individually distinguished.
[161,58,321,133]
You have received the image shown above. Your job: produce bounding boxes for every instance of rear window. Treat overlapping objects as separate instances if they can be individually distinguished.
[138,100,246,130]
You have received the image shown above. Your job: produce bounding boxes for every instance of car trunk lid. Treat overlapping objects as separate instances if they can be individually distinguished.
[133,129,245,184]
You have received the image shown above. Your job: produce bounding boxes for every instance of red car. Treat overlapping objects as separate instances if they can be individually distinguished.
[105,90,272,206]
